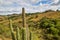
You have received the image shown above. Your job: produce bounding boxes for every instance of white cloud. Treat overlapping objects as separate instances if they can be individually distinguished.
[28,0,41,4]
[53,0,59,4]
[0,0,60,15]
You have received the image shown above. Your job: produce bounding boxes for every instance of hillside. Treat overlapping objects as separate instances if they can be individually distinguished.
[0,11,60,25]
[0,10,60,40]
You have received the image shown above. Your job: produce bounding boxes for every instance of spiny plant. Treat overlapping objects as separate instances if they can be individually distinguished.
[22,8,26,27]
[9,8,39,40]
[16,27,20,40]
[9,19,39,40]
[9,19,16,40]
[22,8,29,40]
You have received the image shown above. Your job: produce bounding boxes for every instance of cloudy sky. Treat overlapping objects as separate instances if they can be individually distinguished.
[0,0,60,15]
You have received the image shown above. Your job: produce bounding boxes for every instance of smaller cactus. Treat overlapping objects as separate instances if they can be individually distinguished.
[25,27,29,40]
[21,28,25,40]
[16,27,20,40]
[9,8,39,40]
[30,32,34,40]
[9,19,39,40]
[30,32,32,40]
[30,31,39,40]
[9,19,16,40]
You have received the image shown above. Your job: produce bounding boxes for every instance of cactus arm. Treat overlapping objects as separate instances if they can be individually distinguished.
[9,19,16,40]
[16,27,21,40]
[21,28,25,40]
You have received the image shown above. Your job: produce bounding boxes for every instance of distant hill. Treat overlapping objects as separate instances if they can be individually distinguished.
[0,10,60,25]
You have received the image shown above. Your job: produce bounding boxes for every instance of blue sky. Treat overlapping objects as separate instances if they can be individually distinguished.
[0,0,60,15]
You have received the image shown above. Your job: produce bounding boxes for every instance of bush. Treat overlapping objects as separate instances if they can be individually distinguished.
[39,18,60,40]
[49,27,59,35]
[40,17,56,29]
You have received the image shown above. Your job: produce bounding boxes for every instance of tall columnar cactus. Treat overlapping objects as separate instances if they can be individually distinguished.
[9,8,38,40]
[22,8,26,27]
[9,19,16,40]
[22,8,29,40]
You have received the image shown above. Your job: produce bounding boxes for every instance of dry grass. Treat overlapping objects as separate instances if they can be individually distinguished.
[0,11,60,25]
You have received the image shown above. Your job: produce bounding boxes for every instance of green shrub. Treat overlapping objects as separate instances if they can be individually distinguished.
[40,18,54,28]
[49,27,59,35]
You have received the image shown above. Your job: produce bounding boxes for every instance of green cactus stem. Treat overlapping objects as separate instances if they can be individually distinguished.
[9,19,16,40]
[16,27,20,40]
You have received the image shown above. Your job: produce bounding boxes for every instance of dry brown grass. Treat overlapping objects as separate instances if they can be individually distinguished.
[0,11,60,25]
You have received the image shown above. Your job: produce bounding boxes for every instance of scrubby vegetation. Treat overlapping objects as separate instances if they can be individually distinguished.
[39,17,60,40]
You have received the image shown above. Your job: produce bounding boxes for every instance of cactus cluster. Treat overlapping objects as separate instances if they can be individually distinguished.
[9,19,39,40]
[9,8,39,40]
